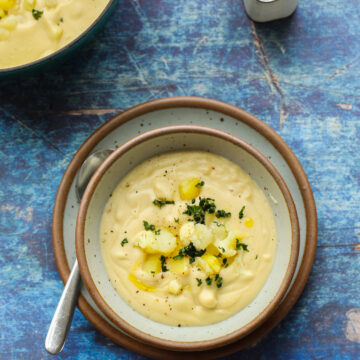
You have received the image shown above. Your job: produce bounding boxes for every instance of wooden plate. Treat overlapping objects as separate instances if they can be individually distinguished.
[52,96,317,359]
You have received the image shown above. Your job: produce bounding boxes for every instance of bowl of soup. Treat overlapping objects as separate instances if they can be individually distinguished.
[0,0,117,78]
[75,125,299,351]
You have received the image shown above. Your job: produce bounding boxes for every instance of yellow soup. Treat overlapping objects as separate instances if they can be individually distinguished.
[0,0,110,69]
[100,151,277,326]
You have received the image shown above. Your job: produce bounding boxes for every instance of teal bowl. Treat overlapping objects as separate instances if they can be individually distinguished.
[0,0,118,80]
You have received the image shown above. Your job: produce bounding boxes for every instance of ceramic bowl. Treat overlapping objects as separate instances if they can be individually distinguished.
[75,125,299,351]
[0,0,117,80]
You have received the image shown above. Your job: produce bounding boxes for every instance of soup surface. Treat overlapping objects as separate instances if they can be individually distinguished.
[100,151,277,326]
[0,0,109,69]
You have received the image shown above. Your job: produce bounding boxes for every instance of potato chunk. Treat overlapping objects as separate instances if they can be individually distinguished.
[201,254,222,274]
[142,254,161,274]
[178,177,202,200]
[135,229,177,255]
[167,257,190,275]
[0,0,16,10]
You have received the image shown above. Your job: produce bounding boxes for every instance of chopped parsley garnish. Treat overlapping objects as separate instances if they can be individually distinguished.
[215,252,222,258]
[174,242,206,263]
[160,255,168,272]
[60,17,63,22]
[213,221,224,227]
[196,278,202,286]
[236,239,249,252]
[121,238,128,247]
[239,206,245,220]
[153,199,175,208]
[183,197,216,224]
[151,271,155,274]
[219,246,225,253]
[32,9,43,20]
[215,274,223,288]
[143,220,155,231]
[195,181,205,188]
[255,255,258,260]
[155,229,161,235]
[222,258,228,267]
[174,218,179,223]
[205,277,212,286]
[215,209,231,218]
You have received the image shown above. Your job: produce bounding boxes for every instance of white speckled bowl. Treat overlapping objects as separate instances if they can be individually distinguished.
[75,125,299,351]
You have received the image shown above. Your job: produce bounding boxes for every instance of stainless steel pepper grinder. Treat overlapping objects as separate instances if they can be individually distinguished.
[244,0,298,22]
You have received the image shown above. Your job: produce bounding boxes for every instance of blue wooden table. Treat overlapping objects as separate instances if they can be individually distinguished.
[1,1,359,359]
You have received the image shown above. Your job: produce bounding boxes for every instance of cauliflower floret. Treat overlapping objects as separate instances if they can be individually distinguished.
[210,221,228,240]
[0,15,17,30]
[135,229,176,255]
[214,230,240,258]
[168,279,182,295]
[179,222,194,246]
[179,222,213,250]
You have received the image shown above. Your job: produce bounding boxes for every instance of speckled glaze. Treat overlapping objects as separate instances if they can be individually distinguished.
[75,124,299,351]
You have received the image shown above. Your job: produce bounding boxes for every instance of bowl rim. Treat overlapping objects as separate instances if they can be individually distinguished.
[75,124,300,351]
[0,0,116,74]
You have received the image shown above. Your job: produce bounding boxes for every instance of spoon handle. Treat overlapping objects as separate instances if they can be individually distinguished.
[45,260,81,354]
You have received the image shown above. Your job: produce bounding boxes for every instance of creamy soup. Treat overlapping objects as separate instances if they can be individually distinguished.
[0,0,109,69]
[100,151,277,326]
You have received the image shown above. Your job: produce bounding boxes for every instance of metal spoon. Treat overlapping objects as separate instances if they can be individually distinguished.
[45,149,112,354]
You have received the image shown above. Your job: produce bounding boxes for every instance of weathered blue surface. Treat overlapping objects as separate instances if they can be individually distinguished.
[0,0,359,359]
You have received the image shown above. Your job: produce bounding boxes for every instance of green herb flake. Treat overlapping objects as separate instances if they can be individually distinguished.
[255,254,258,260]
[219,246,225,253]
[32,9,43,20]
[236,239,249,252]
[215,209,231,218]
[215,252,222,258]
[121,238,128,247]
[205,277,212,286]
[60,17,63,22]
[175,242,206,263]
[195,181,205,188]
[160,255,168,272]
[151,271,155,274]
[143,220,155,231]
[155,229,161,235]
[196,278,202,287]
[174,218,179,223]
[222,258,228,266]
[239,206,245,220]
[153,199,175,208]
[183,197,216,224]
[215,275,223,288]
